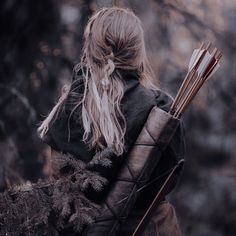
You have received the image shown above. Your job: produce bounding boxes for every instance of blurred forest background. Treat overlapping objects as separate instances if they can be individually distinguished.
[0,0,236,235]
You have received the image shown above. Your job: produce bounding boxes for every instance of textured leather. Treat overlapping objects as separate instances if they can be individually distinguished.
[83,106,180,235]
[120,200,182,236]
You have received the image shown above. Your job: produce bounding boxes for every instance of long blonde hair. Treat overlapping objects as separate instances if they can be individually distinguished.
[38,7,158,156]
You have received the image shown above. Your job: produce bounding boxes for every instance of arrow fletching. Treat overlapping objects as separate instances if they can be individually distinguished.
[170,42,222,118]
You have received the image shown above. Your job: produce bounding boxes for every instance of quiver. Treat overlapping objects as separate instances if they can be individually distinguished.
[83,106,182,235]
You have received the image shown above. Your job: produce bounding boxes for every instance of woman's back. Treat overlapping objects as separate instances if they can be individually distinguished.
[42,68,171,158]
[43,67,184,207]
[40,68,184,236]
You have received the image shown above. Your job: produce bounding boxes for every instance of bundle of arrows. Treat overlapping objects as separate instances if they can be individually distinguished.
[170,42,222,118]
[132,42,222,236]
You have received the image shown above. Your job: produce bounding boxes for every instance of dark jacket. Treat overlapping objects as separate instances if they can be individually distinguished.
[0,67,184,236]
[43,68,185,235]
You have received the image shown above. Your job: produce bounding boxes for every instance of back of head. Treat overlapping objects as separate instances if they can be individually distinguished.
[82,7,158,85]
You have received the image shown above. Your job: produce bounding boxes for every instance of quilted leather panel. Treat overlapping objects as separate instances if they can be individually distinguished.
[83,106,180,235]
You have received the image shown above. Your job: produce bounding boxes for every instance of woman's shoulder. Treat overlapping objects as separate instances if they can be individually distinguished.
[121,71,173,113]
[149,88,174,113]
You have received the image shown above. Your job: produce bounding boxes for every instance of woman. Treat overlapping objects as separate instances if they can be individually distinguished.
[38,6,185,236]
